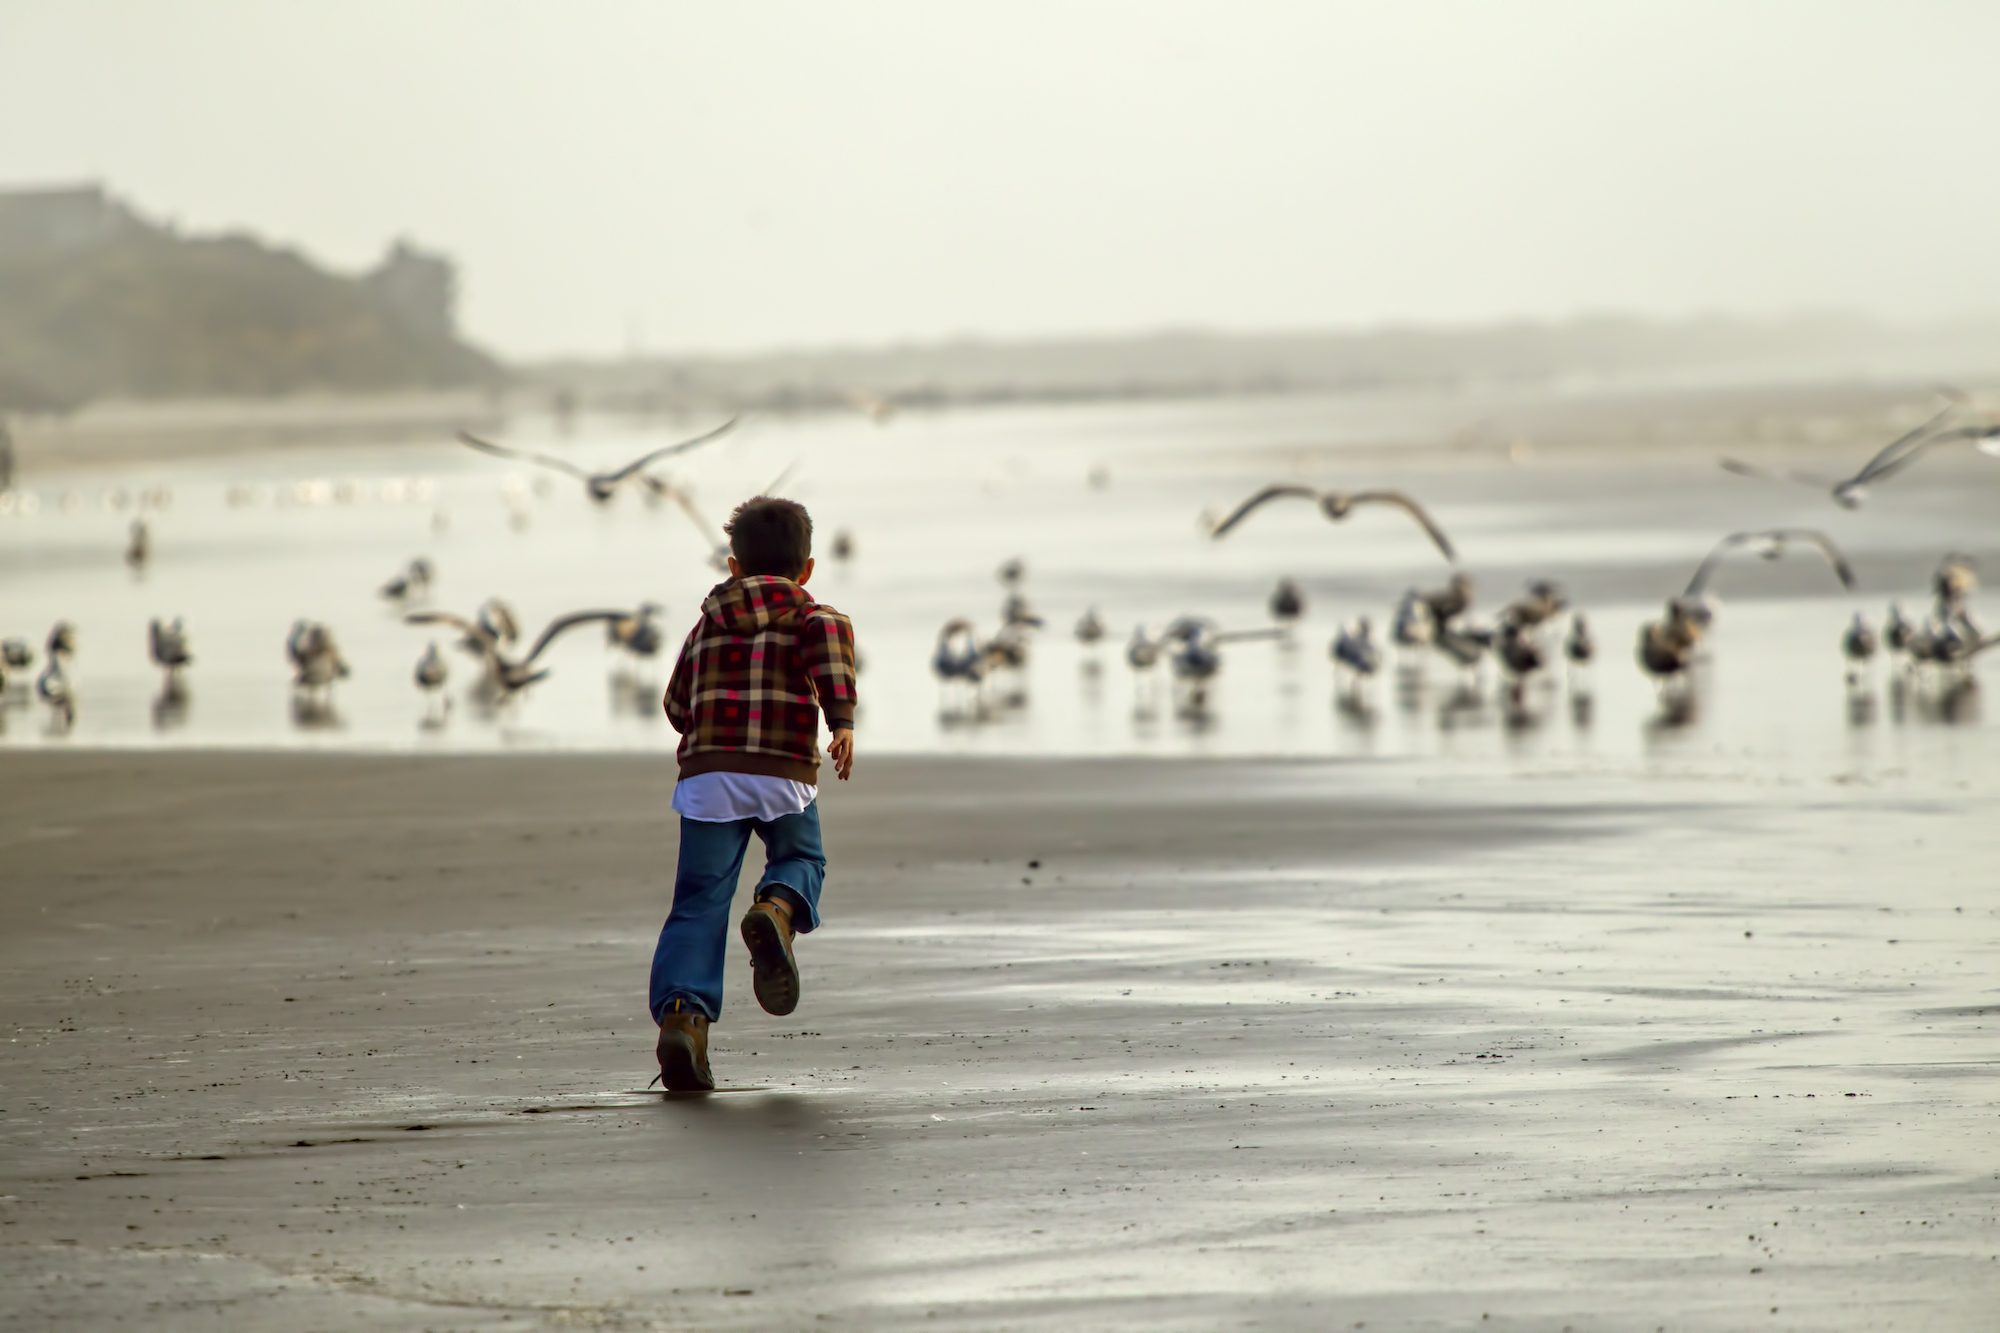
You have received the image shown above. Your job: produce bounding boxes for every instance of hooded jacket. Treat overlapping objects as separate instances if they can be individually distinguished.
[664,576,857,784]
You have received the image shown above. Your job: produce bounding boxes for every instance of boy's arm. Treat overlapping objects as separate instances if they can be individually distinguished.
[662,627,699,732]
[801,607,858,734]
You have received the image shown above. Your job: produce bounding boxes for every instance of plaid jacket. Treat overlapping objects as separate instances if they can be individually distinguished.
[664,576,858,784]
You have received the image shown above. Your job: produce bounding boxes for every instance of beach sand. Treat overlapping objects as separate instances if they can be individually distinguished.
[3,750,1997,1329]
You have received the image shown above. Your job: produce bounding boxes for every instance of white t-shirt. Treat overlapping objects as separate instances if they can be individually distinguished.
[671,771,817,823]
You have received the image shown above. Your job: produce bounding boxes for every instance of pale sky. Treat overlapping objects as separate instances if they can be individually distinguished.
[3,2,1997,359]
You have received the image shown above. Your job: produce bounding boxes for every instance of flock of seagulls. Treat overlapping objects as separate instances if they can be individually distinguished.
[4,388,1993,741]
[0,420,761,734]
[927,395,1994,728]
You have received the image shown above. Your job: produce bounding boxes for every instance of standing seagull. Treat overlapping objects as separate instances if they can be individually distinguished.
[148,617,192,683]
[1842,613,1878,686]
[36,657,74,729]
[125,517,151,568]
[1331,617,1381,682]
[1074,607,1106,647]
[1208,485,1458,562]
[286,621,351,698]
[380,557,434,603]
[1268,578,1306,624]
[1565,612,1595,672]
[415,641,450,693]
[455,418,738,503]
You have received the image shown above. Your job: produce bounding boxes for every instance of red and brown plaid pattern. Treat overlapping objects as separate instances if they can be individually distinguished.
[664,576,857,783]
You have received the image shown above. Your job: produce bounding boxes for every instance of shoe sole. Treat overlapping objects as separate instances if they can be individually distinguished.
[655,1028,714,1092]
[741,907,801,1017]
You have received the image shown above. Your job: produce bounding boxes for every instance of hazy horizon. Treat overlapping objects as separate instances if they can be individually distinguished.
[5,2,1998,360]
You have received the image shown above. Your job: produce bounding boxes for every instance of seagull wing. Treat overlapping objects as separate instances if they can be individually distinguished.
[403,610,484,638]
[1854,424,1995,486]
[1208,485,1321,538]
[1345,491,1458,563]
[1684,528,1855,597]
[1774,529,1857,591]
[521,611,626,665]
[1682,531,1762,598]
[599,418,741,484]
[455,430,593,482]
[666,487,728,551]
[760,458,802,497]
[1718,458,1838,488]
[1848,405,1960,485]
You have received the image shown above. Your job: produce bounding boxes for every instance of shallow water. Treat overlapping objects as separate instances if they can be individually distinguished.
[1,389,1994,781]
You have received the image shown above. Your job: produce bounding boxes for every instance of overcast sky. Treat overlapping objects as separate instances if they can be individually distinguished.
[3,2,1997,358]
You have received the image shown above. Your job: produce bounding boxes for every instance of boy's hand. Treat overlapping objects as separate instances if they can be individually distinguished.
[828,728,855,781]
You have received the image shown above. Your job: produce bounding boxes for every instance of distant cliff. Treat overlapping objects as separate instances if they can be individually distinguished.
[0,185,501,411]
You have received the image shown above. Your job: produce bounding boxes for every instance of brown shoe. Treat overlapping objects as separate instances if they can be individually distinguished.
[655,1000,714,1091]
[740,896,801,1017]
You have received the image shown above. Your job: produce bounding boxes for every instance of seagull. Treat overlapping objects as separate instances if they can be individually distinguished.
[1074,608,1106,647]
[286,621,351,695]
[1500,580,1567,630]
[997,558,1026,586]
[606,603,667,660]
[1126,625,1163,673]
[1933,553,1977,619]
[1883,602,1914,654]
[830,530,856,561]
[405,608,627,696]
[1422,573,1476,629]
[125,517,150,568]
[46,622,76,661]
[1719,392,2000,508]
[415,642,450,694]
[478,598,520,650]
[1391,588,1431,650]
[148,617,192,680]
[455,419,738,503]
[1683,529,1856,603]
[1842,613,1878,670]
[1,638,30,671]
[933,619,985,685]
[380,558,433,603]
[1564,613,1595,667]
[36,658,74,728]
[1208,485,1457,562]
[1331,617,1381,679]
[1636,597,1709,684]
[1002,592,1044,630]
[1269,578,1305,623]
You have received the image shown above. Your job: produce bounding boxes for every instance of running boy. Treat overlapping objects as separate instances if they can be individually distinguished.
[651,496,857,1091]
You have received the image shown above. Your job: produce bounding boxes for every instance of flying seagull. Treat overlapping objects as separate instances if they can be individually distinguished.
[404,608,627,696]
[1208,486,1457,562]
[1683,528,1856,601]
[455,418,738,503]
[1720,392,2000,508]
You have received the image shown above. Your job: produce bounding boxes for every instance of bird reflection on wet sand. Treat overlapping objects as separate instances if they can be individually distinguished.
[151,678,190,732]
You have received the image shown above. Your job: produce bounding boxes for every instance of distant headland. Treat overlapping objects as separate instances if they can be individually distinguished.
[0,183,501,412]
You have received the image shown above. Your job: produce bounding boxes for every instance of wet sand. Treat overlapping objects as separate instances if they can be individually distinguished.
[2,751,1997,1330]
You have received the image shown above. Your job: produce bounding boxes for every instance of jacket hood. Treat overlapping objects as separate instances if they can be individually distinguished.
[701,575,816,636]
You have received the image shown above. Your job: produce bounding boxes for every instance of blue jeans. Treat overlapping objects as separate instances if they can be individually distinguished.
[648,801,825,1023]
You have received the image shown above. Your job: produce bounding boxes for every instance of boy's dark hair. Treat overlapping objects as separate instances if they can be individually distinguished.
[724,496,814,577]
